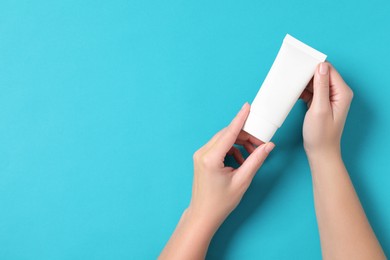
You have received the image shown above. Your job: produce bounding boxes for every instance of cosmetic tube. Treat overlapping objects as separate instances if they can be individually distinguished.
[243,34,327,142]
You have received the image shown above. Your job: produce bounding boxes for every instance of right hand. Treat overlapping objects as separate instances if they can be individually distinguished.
[300,62,354,158]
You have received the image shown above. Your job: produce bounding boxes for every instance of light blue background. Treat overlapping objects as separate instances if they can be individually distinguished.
[0,0,389,259]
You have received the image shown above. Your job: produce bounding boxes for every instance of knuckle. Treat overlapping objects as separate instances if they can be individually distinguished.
[200,154,213,167]
[193,151,213,168]
[319,79,328,87]
[226,126,238,137]
[193,150,201,161]
[340,88,354,102]
[238,179,251,191]
[312,107,329,117]
[316,76,329,87]
[340,84,354,99]
[347,88,354,100]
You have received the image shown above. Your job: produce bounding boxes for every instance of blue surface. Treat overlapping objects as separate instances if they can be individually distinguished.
[0,0,389,259]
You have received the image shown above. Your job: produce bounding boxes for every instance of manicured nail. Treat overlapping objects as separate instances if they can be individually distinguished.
[264,142,275,154]
[319,63,328,75]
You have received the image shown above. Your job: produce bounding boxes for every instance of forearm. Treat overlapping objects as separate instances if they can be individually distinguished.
[159,208,219,260]
[308,151,385,260]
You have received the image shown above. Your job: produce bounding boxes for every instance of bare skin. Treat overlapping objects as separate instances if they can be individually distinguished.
[159,62,385,260]
[159,102,273,260]
[301,62,385,259]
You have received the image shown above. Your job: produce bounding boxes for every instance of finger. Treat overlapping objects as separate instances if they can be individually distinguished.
[238,130,264,146]
[248,135,264,147]
[234,142,275,187]
[235,130,263,147]
[200,128,226,153]
[234,131,251,145]
[227,146,244,165]
[243,142,255,154]
[199,102,257,153]
[329,63,354,100]
[328,63,354,120]
[300,89,313,103]
[307,99,313,109]
[329,63,348,90]
[306,78,314,93]
[312,62,331,111]
[212,103,250,157]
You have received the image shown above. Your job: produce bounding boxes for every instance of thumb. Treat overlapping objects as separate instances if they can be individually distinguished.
[312,62,331,111]
[234,142,275,187]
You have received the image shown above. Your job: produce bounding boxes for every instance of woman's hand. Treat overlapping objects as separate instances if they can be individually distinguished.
[300,62,354,158]
[188,103,275,230]
[159,103,274,260]
[300,62,385,259]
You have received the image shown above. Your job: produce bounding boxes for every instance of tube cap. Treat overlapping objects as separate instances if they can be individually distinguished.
[243,112,278,142]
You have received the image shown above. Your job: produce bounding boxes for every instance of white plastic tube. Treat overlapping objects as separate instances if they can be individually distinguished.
[243,34,327,142]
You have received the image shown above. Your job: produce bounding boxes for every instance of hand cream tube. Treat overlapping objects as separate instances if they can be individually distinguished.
[243,34,327,142]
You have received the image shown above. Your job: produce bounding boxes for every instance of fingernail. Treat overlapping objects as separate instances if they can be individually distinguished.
[264,142,275,154]
[319,63,328,75]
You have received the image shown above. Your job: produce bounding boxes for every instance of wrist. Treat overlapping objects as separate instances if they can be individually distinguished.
[183,207,221,239]
[159,207,218,260]
[305,148,347,191]
[305,142,341,161]
[305,148,343,168]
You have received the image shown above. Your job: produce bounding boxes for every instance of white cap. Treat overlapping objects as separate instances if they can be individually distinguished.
[243,112,278,142]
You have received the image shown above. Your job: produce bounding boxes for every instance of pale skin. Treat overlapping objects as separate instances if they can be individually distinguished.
[159,62,386,260]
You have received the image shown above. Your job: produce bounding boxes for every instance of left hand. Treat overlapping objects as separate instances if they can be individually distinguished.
[187,103,275,231]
